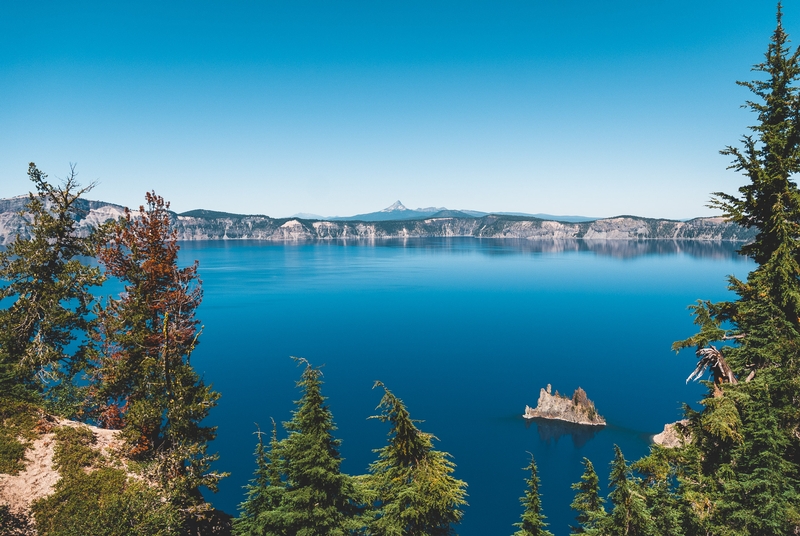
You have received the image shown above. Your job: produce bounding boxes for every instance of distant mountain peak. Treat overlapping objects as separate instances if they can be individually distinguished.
[382,200,408,212]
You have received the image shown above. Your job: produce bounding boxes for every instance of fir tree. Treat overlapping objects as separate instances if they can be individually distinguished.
[709,380,800,535]
[631,446,694,536]
[93,192,225,508]
[512,453,552,536]
[669,6,800,533]
[256,358,360,536]
[569,458,605,535]
[234,420,285,536]
[362,382,467,536]
[604,446,652,536]
[0,163,104,407]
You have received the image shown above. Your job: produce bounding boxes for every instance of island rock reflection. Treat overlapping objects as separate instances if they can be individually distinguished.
[524,416,603,448]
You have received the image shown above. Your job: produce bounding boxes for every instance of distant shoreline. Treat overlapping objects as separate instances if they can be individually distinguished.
[0,196,757,246]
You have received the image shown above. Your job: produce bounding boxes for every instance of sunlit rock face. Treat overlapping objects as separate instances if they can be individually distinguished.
[0,197,126,245]
[523,385,606,426]
[161,215,759,242]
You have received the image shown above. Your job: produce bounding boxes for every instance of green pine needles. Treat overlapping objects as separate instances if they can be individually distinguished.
[512,453,552,536]
[236,369,467,536]
[564,5,800,536]
[236,358,361,536]
[362,382,467,536]
[569,458,604,535]
[0,164,104,406]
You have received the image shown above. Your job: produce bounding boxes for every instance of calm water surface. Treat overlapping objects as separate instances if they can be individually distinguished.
[179,238,753,536]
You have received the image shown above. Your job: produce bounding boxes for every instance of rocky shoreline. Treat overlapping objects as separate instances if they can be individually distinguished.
[523,385,606,426]
[652,419,691,448]
[0,196,758,245]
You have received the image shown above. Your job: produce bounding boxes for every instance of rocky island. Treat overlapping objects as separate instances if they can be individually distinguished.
[523,385,606,426]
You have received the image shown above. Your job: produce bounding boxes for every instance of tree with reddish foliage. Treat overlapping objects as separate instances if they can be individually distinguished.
[92,191,225,508]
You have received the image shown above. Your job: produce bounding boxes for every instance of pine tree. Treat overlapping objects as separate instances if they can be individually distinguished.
[669,6,800,533]
[512,453,552,536]
[234,420,285,536]
[93,191,225,507]
[631,446,695,536]
[569,458,605,535]
[362,382,467,536]
[604,446,652,536]
[255,358,360,536]
[0,163,104,407]
[708,381,800,535]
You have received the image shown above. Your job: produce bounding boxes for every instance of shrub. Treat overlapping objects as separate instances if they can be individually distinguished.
[32,422,182,535]
[0,397,40,475]
[52,426,100,477]
[32,467,181,536]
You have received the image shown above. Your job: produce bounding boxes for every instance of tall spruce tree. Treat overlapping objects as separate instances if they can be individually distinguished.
[254,358,360,536]
[669,5,800,533]
[93,192,225,509]
[604,446,652,536]
[569,458,605,535]
[361,382,467,536]
[512,453,552,536]
[0,163,104,407]
[631,446,693,536]
[234,420,285,536]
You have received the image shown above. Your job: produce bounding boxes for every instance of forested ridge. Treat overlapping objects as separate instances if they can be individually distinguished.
[3,5,800,536]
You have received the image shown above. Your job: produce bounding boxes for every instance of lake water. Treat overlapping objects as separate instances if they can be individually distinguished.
[179,238,753,536]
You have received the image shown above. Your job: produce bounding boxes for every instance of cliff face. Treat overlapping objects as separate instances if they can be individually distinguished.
[0,196,758,244]
[0,197,127,246]
[524,386,606,426]
[166,214,757,242]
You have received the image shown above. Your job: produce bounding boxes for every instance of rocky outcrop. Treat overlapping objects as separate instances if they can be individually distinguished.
[0,196,126,246]
[523,385,606,426]
[652,419,691,448]
[0,196,758,244]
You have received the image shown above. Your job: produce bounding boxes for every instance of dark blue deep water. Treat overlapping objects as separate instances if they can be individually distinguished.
[178,238,754,536]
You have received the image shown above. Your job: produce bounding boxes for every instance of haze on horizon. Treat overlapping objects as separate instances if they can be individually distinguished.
[0,1,791,220]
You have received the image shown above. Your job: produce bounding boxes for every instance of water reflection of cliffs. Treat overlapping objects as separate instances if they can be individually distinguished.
[524,417,603,448]
[352,238,747,261]
[479,238,747,260]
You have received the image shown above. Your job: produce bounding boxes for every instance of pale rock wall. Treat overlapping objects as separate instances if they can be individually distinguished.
[0,196,758,244]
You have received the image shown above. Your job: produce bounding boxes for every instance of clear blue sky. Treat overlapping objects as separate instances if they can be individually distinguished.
[0,1,794,218]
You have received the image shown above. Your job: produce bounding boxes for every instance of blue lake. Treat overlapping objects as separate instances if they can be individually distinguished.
[179,238,753,536]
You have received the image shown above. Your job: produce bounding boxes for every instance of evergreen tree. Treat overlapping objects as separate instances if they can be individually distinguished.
[569,458,605,535]
[254,358,360,535]
[707,380,800,535]
[512,453,552,536]
[362,382,467,536]
[604,446,652,536]
[0,163,104,407]
[631,446,695,536]
[234,420,285,536]
[669,6,800,534]
[92,192,225,507]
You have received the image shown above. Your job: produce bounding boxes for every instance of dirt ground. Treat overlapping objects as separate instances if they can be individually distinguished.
[0,419,123,516]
